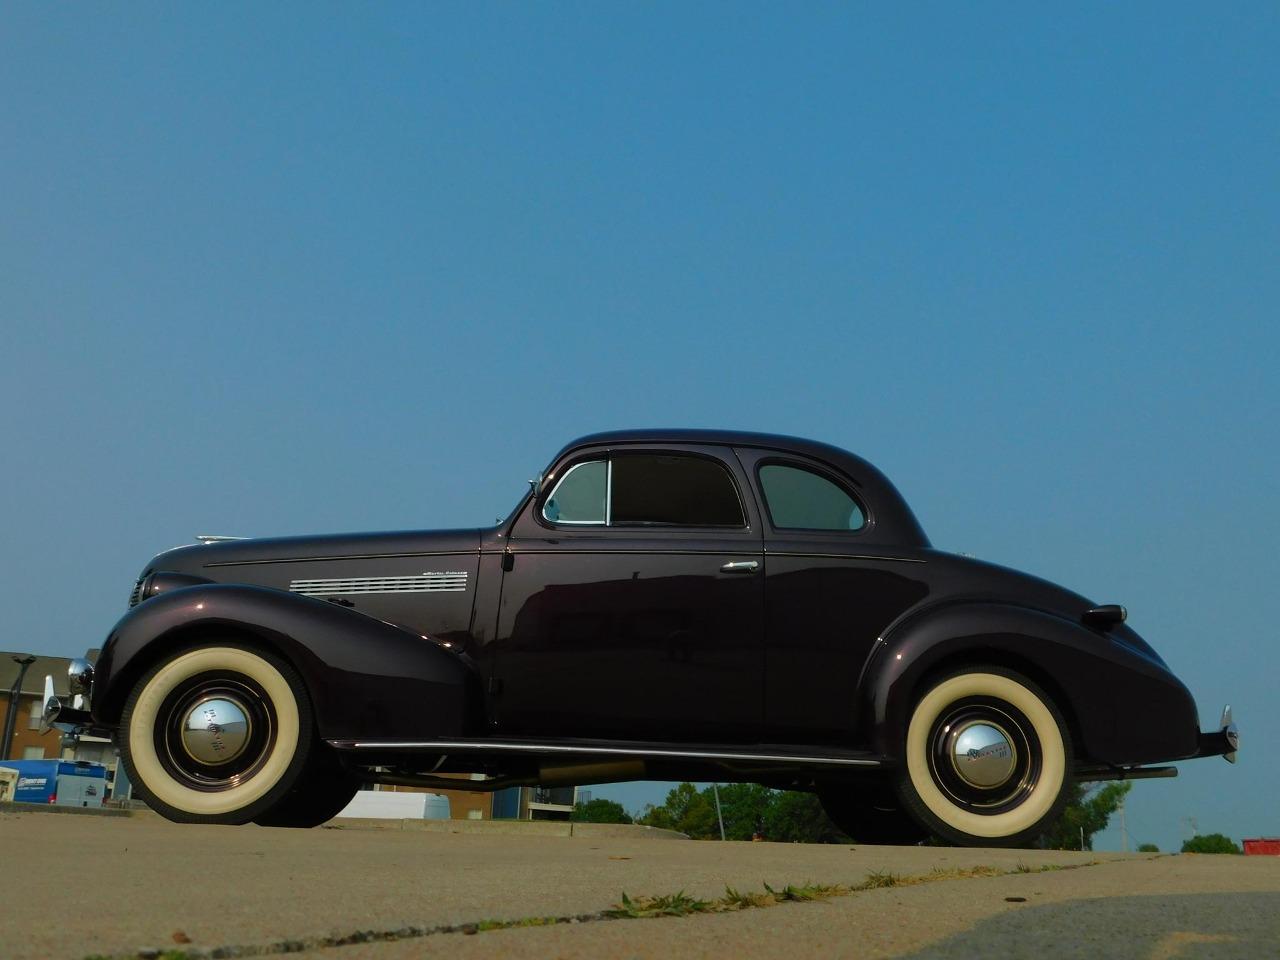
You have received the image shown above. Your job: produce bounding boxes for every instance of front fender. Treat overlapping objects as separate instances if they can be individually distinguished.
[860,601,1200,767]
[92,584,480,740]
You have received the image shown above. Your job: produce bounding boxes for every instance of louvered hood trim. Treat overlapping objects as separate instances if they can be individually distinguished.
[289,572,469,596]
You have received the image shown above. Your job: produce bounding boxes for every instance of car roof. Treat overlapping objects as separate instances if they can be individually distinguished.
[553,429,930,547]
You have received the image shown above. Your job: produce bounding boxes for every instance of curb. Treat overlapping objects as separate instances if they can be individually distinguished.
[0,801,688,838]
[324,817,689,840]
[0,800,133,818]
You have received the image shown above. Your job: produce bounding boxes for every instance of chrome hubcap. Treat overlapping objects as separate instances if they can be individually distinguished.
[179,696,252,766]
[156,673,277,793]
[949,721,1017,789]
[927,699,1041,815]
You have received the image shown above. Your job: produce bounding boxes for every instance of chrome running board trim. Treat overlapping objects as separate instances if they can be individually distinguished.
[327,738,881,767]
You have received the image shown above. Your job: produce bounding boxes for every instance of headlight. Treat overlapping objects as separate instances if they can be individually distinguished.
[67,658,94,697]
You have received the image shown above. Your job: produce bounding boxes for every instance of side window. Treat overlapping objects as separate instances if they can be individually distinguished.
[542,460,607,524]
[758,463,865,531]
[541,453,746,528]
[611,454,745,527]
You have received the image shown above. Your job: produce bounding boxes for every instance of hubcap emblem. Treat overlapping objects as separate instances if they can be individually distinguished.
[180,697,251,765]
[950,721,1017,789]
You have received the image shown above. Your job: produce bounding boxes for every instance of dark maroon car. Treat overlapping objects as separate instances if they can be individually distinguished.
[44,430,1238,845]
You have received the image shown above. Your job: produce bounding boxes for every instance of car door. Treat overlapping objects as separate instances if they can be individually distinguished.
[735,448,930,745]
[492,444,765,743]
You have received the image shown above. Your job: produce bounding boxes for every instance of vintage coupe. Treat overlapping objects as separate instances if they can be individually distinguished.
[44,430,1237,846]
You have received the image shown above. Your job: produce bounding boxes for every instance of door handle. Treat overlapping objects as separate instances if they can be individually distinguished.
[719,560,759,574]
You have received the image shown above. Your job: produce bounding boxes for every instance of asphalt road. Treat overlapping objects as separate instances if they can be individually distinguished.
[1,809,1275,960]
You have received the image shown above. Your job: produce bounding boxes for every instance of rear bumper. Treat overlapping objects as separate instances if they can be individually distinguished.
[1070,704,1237,783]
[1192,705,1240,762]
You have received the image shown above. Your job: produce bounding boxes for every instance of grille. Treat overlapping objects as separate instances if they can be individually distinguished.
[128,579,144,607]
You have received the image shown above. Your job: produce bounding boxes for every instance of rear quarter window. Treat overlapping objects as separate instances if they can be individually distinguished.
[758,462,865,531]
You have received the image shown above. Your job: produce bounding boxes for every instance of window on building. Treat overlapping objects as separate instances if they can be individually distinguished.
[758,463,866,531]
[22,746,44,760]
[542,453,746,528]
[27,697,42,730]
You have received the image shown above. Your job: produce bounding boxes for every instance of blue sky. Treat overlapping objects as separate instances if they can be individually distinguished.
[1,4,1275,852]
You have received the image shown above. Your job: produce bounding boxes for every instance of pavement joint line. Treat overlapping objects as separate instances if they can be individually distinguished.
[80,855,1145,960]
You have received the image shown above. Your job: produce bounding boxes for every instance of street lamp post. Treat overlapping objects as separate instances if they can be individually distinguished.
[2,654,38,761]
[712,783,726,841]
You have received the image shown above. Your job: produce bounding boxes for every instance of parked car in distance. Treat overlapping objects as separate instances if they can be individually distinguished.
[43,430,1239,845]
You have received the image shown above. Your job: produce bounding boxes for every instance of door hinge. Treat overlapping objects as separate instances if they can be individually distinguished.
[501,552,514,572]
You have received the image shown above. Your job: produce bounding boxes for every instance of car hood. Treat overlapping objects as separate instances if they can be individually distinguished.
[141,528,483,580]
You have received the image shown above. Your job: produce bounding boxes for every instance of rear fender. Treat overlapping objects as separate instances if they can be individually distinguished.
[92,584,479,740]
[860,602,1200,766]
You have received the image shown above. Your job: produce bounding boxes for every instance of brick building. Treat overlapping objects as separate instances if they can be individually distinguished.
[1,653,73,763]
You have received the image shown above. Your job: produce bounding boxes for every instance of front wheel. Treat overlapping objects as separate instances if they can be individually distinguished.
[254,745,361,828]
[893,666,1073,847]
[119,644,315,824]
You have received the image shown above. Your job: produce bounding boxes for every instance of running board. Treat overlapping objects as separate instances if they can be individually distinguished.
[1075,765,1178,782]
[327,737,883,768]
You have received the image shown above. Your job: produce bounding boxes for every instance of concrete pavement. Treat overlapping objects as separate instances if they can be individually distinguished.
[0,808,1273,959]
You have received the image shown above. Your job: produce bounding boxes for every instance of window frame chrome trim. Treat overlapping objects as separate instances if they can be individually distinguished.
[754,457,870,535]
[540,459,609,526]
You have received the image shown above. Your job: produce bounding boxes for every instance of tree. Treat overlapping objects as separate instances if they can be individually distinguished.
[1181,833,1241,854]
[637,783,719,838]
[764,790,850,843]
[1137,842,1160,852]
[572,798,632,824]
[708,783,774,840]
[636,783,848,842]
[1038,781,1131,850]
[639,779,1137,848]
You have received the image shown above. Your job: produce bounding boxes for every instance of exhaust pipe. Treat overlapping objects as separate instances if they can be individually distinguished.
[535,760,646,786]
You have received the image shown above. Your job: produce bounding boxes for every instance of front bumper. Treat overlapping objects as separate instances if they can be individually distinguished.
[39,657,114,740]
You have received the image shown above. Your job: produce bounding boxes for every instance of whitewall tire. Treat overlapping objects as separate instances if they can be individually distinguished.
[894,666,1073,847]
[119,644,314,824]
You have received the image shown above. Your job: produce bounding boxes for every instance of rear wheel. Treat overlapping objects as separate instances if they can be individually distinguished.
[119,644,314,825]
[818,782,929,845]
[893,666,1073,847]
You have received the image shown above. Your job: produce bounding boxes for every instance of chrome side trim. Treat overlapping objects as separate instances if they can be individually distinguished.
[765,552,927,563]
[328,739,881,767]
[290,572,469,596]
[207,550,475,567]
